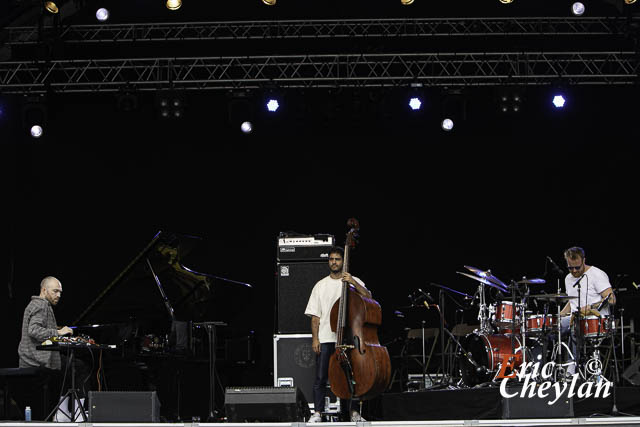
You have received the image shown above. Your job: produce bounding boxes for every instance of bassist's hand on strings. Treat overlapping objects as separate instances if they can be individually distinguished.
[342,272,356,285]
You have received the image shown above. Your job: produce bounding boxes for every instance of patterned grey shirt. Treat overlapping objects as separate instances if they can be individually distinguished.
[18,296,61,370]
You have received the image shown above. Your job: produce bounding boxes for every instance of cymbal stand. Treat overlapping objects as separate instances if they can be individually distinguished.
[477,284,491,335]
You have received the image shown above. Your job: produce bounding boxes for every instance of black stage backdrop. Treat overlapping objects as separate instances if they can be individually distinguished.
[1,84,639,418]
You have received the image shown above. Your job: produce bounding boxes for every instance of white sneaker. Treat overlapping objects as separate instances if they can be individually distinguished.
[308,412,322,423]
[351,410,366,422]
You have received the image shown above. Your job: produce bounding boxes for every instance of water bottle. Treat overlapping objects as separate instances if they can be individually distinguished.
[25,406,31,422]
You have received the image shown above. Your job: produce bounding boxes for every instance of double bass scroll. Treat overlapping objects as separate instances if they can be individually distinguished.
[328,218,391,401]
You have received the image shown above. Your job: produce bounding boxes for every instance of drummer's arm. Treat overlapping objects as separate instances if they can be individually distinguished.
[560,301,572,316]
[591,287,615,308]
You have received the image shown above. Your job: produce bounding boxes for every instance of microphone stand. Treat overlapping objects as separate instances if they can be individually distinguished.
[439,290,446,386]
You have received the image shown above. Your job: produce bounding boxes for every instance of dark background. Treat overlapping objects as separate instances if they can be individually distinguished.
[2,0,640,420]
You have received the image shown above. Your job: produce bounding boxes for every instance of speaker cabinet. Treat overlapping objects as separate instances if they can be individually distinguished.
[277,261,328,334]
[224,386,309,422]
[88,391,160,422]
[501,386,573,418]
[623,358,640,386]
[273,334,336,409]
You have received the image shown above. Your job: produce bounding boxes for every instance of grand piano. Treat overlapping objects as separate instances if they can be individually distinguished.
[72,230,253,421]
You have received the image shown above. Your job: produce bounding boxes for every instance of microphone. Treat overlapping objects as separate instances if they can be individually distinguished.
[572,274,586,288]
[547,256,565,276]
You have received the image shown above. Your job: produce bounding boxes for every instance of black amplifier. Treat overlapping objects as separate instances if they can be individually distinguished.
[276,234,335,262]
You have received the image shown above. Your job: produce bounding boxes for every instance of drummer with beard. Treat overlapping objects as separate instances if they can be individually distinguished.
[558,246,615,374]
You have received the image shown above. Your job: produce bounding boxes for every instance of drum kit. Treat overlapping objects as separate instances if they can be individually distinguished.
[455,265,614,386]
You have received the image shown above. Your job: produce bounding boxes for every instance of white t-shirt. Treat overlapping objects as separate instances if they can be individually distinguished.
[564,266,611,315]
[304,275,366,344]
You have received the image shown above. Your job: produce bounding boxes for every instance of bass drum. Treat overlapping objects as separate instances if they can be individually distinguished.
[459,333,523,386]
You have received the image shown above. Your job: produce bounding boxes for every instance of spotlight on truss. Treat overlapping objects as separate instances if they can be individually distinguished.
[166,0,182,10]
[241,121,253,134]
[441,119,454,132]
[408,97,422,111]
[552,94,566,109]
[571,2,585,15]
[96,8,110,21]
[266,99,280,112]
[44,1,59,14]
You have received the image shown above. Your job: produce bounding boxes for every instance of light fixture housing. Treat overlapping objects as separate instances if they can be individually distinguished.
[44,1,59,14]
[166,0,182,11]
[262,0,276,5]
[401,0,414,5]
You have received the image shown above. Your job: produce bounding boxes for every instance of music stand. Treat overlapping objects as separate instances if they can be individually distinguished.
[193,321,226,421]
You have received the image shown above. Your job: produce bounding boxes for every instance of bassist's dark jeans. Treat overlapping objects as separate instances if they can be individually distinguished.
[313,342,350,420]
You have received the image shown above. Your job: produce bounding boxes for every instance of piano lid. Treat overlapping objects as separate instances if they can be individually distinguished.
[74,230,252,326]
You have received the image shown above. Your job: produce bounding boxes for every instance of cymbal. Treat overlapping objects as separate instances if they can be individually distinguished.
[463,265,507,289]
[517,278,546,285]
[529,293,577,301]
[457,271,507,292]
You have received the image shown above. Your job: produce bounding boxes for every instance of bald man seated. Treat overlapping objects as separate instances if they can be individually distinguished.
[18,276,73,370]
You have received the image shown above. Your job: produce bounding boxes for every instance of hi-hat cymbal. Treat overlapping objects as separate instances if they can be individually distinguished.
[517,278,546,285]
[457,271,507,292]
[463,265,507,289]
[529,293,577,302]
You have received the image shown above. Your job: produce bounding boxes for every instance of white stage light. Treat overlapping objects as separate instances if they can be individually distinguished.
[30,125,43,138]
[552,95,566,108]
[241,121,253,133]
[441,118,454,131]
[571,2,585,16]
[96,8,110,21]
[409,97,422,111]
[266,99,279,112]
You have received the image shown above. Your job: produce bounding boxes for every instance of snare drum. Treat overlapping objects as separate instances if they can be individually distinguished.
[580,315,612,338]
[495,301,519,326]
[526,314,558,334]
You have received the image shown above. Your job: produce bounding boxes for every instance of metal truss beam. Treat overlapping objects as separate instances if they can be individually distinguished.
[3,17,638,45]
[1,52,638,94]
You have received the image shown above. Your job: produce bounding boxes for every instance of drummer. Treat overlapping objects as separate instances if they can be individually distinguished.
[558,246,615,372]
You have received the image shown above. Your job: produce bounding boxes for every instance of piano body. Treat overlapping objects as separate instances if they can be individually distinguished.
[73,230,253,420]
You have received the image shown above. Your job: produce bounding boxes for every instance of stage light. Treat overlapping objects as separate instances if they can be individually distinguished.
[266,99,280,112]
[571,2,585,16]
[401,0,414,5]
[408,97,422,111]
[499,0,513,3]
[30,125,44,138]
[241,121,253,134]
[166,0,182,10]
[498,89,523,114]
[96,8,110,21]
[44,1,59,14]
[625,0,636,4]
[155,90,184,118]
[262,0,276,5]
[441,118,454,131]
[552,94,566,108]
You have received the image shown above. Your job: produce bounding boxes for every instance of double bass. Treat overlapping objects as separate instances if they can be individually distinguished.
[328,218,391,401]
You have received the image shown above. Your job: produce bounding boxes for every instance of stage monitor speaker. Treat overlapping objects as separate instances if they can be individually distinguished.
[88,391,160,422]
[277,261,328,334]
[623,358,640,386]
[224,386,310,422]
[501,386,573,418]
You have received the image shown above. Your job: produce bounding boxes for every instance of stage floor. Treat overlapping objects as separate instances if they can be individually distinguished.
[3,419,640,426]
